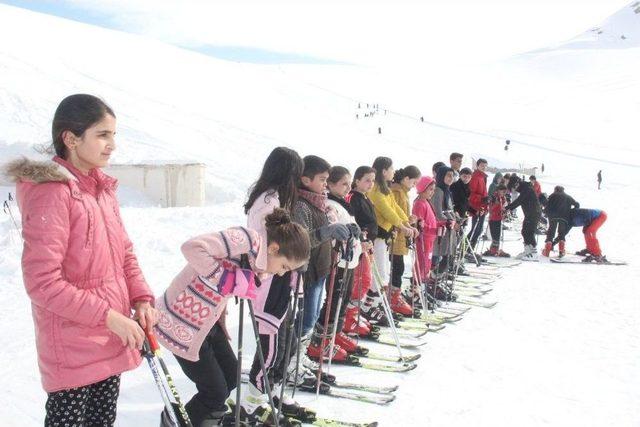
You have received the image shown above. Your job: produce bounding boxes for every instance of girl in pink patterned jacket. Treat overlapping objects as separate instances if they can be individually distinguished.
[155,209,310,426]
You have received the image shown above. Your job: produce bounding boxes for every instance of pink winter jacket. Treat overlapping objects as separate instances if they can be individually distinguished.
[154,226,268,361]
[8,157,154,392]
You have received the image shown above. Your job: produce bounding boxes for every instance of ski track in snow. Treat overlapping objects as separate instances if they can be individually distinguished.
[1,3,640,427]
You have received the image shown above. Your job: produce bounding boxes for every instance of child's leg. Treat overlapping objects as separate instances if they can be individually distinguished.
[489,220,501,247]
[372,238,389,286]
[315,268,346,335]
[175,324,237,426]
[45,381,95,426]
[302,276,326,336]
[390,255,404,288]
[337,269,356,332]
[85,375,121,426]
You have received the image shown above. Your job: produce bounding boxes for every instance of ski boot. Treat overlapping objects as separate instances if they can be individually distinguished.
[342,304,373,338]
[272,396,317,424]
[497,249,511,258]
[307,336,350,363]
[160,404,202,427]
[389,286,413,317]
[483,246,498,257]
[361,298,397,327]
[223,400,301,427]
[582,254,608,264]
[558,240,566,258]
[335,331,369,356]
[517,245,538,261]
[541,241,552,257]
[575,248,591,256]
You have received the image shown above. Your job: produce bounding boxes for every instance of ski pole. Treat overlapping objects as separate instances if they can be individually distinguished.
[247,300,280,427]
[316,245,341,397]
[143,328,193,427]
[235,299,244,427]
[3,199,20,234]
[369,257,405,362]
[291,274,306,400]
[327,243,354,375]
[278,272,302,413]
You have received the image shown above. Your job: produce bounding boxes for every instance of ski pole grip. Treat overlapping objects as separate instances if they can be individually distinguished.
[145,326,160,353]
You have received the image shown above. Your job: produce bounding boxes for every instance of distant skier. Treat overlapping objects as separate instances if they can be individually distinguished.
[541,163,545,174]
[597,170,602,190]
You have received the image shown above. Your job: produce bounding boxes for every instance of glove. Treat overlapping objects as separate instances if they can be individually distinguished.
[317,223,350,241]
[346,223,361,239]
[446,219,455,230]
[215,268,258,299]
[481,196,490,204]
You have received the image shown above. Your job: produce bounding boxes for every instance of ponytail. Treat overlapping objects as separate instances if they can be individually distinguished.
[265,208,310,261]
[393,165,421,183]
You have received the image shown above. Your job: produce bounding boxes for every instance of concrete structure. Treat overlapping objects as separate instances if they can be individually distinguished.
[106,162,206,207]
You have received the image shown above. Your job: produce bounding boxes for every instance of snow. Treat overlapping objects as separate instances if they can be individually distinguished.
[1,2,639,426]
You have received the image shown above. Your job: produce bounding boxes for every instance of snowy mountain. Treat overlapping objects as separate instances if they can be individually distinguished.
[1,3,639,427]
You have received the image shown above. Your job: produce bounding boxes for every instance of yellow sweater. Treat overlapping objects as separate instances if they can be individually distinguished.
[368,182,408,235]
[391,183,411,256]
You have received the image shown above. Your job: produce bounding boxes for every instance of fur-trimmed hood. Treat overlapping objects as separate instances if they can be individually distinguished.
[3,157,76,184]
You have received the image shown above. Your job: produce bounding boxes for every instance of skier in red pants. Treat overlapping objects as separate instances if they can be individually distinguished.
[570,208,608,263]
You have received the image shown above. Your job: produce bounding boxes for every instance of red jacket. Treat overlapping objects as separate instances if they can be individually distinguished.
[489,192,507,221]
[468,169,488,213]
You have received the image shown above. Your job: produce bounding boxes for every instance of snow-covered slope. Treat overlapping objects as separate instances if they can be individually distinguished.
[1,3,639,427]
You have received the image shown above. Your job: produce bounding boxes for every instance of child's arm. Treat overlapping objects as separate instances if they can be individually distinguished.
[368,189,408,227]
[181,227,259,277]
[293,202,349,247]
[21,184,110,327]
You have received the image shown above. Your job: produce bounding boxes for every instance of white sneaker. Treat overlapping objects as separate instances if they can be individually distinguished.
[516,245,533,259]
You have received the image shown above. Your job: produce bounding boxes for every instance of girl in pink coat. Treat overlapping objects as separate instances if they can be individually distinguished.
[155,208,310,426]
[412,176,442,284]
[6,94,158,426]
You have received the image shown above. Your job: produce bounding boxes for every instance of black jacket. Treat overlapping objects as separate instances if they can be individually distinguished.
[450,179,470,217]
[545,192,579,221]
[505,181,541,218]
[293,197,331,282]
[348,191,378,241]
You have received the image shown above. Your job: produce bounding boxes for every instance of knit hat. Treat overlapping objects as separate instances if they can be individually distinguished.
[416,176,435,193]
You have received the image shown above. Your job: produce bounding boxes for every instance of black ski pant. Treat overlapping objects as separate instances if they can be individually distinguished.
[489,220,502,247]
[175,324,237,426]
[316,267,355,336]
[545,218,568,243]
[522,215,540,247]
[468,213,486,249]
[45,375,120,427]
[390,254,405,289]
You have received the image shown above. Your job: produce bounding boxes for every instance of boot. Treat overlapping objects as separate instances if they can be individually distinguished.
[335,332,369,356]
[389,286,413,317]
[272,396,317,424]
[497,249,511,258]
[558,240,566,258]
[307,330,350,363]
[541,241,552,257]
[576,248,590,256]
[483,246,498,257]
[342,304,370,337]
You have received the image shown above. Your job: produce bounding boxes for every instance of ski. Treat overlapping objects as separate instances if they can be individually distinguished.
[452,288,489,298]
[395,321,445,332]
[301,386,395,405]
[379,328,428,338]
[311,417,379,427]
[369,334,427,349]
[360,350,421,364]
[455,276,495,285]
[549,258,627,266]
[329,379,399,395]
[455,297,498,309]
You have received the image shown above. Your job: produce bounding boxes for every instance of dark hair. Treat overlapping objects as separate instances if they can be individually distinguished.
[476,158,488,166]
[302,155,331,179]
[432,161,446,174]
[497,184,507,191]
[503,173,511,179]
[265,208,310,262]
[351,165,376,189]
[507,175,521,190]
[328,166,350,184]
[460,167,473,176]
[244,147,303,214]
[393,165,421,184]
[372,156,393,195]
[529,175,536,181]
[554,185,565,193]
[449,152,463,161]
[51,94,115,159]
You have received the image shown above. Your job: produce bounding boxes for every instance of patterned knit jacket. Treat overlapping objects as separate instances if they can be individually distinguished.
[154,226,266,361]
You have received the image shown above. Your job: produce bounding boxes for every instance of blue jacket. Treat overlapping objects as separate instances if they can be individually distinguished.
[571,208,602,227]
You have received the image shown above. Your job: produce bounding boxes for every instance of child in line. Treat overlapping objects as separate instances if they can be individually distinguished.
[431,166,458,297]
[344,166,377,337]
[154,209,310,426]
[8,94,158,427]
[412,176,440,299]
[365,157,417,322]
[484,184,511,257]
[390,166,421,316]
[292,156,355,361]
[243,147,314,421]
[309,166,362,362]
